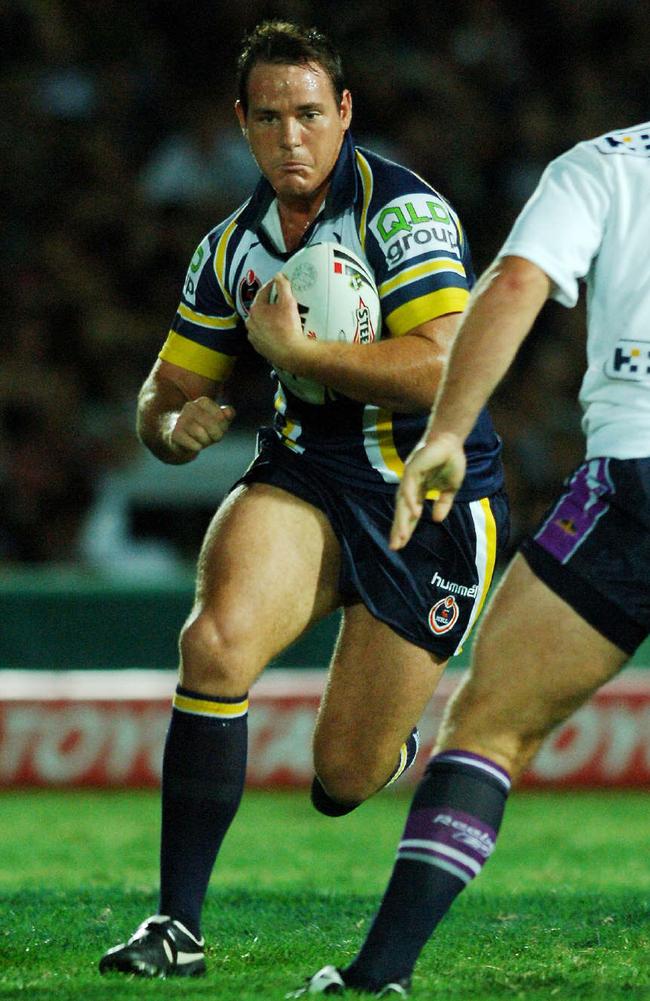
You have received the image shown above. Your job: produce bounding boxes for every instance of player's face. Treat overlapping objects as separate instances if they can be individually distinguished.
[236,61,352,205]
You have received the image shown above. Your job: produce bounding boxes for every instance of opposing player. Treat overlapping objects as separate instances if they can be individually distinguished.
[295,121,650,995]
[98,20,508,984]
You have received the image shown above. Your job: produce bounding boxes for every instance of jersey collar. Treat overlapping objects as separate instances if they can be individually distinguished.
[238,131,358,258]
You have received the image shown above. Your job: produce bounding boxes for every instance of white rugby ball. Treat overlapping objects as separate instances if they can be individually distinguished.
[272,241,381,405]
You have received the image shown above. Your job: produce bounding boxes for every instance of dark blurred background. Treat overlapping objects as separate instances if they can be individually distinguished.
[3,0,648,576]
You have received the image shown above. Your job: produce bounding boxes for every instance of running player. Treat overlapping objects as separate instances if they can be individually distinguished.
[99,20,507,982]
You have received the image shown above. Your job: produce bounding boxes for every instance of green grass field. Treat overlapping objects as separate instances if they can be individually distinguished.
[1,788,649,1000]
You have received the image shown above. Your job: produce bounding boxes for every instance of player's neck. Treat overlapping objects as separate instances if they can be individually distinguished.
[278,187,328,253]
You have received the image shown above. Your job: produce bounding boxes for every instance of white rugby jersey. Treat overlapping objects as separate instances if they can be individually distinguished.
[159,132,503,497]
[499,120,650,460]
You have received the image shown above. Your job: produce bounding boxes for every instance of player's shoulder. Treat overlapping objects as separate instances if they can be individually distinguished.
[355,145,463,263]
[355,144,453,209]
[588,120,650,160]
[198,198,253,257]
[541,121,650,196]
[183,198,253,288]
[180,197,253,307]
[549,121,650,175]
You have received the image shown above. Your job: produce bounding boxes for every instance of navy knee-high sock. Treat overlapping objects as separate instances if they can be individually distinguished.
[344,750,511,990]
[158,686,248,938]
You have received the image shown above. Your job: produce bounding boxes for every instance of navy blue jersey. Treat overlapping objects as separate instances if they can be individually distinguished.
[159,132,503,500]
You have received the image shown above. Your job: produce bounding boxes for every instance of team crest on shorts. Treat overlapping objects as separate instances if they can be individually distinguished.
[428,595,459,634]
[239,269,261,313]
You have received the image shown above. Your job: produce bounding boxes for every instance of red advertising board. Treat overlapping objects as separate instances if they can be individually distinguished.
[1,669,649,788]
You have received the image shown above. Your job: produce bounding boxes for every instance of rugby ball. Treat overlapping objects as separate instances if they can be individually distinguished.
[272,241,381,405]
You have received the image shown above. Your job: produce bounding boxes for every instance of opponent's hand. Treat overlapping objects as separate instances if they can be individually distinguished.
[389,433,466,549]
[246,273,309,369]
[166,396,235,456]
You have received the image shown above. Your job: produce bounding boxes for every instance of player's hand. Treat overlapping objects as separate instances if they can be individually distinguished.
[166,396,235,457]
[389,433,466,550]
[246,273,309,369]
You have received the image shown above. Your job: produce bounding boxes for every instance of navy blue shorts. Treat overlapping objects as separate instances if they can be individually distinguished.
[520,456,650,655]
[235,432,510,660]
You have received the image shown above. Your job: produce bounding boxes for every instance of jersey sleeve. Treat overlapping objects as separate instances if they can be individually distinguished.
[498,144,611,307]
[362,157,472,336]
[159,227,245,382]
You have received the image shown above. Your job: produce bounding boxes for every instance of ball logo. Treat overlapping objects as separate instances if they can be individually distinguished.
[354,298,376,344]
[428,595,459,634]
[239,269,261,314]
[290,262,318,293]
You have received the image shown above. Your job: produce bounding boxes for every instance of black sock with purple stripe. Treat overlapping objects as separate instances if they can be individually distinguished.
[343,750,511,990]
[158,685,249,938]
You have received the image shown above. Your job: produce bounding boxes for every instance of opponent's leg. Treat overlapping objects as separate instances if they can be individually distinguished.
[342,554,629,991]
[438,554,628,776]
[311,602,446,815]
[100,484,342,976]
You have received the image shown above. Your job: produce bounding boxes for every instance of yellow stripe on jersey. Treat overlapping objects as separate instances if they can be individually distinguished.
[214,217,239,308]
[273,386,302,451]
[456,216,466,251]
[280,427,301,451]
[279,415,302,451]
[178,303,238,330]
[274,384,287,413]
[373,409,440,496]
[379,258,466,298]
[173,691,249,718]
[386,286,469,336]
[159,331,236,381]
[375,408,403,480]
[355,150,373,251]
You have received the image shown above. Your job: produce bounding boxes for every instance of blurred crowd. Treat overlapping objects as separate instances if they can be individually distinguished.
[3,0,649,569]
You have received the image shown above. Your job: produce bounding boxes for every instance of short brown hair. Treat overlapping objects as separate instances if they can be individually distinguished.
[237,20,345,116]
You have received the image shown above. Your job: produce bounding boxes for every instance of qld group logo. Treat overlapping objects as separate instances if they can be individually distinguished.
[239,269,261,314]
[428,594,459,634]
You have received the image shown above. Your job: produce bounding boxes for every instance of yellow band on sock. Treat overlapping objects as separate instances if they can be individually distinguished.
[173,692,249,719]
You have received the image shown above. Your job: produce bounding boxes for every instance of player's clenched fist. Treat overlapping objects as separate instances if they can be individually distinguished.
[167,397,235,456]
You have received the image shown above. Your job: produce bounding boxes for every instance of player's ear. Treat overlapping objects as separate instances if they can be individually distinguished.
[235,100,247,136]
[339,89,352,129]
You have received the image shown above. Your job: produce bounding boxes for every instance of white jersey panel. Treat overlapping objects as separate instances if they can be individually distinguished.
[498,120,650,460]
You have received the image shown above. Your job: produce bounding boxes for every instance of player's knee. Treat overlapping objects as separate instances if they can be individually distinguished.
[315,765,374,804]
[179,612,252,693]
[314,746,388,804]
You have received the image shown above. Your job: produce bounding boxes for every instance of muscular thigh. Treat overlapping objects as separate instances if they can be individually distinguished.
[438,554,628,776]
[314,602,446,790]
[183,483,342,691]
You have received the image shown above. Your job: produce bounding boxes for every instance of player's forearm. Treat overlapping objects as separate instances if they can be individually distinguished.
[287,334,446,412]
[426,257,551,443]
[136,377,197,464]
